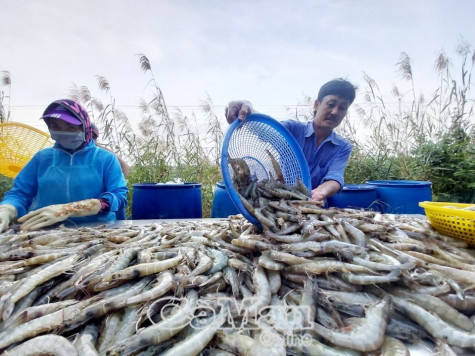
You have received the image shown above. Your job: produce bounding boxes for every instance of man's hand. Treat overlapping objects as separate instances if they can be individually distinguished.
[225,100,254,124]
[311,189,327,202]
[311,180,342,202]
[18,199,101,231]
[0,204,17,232]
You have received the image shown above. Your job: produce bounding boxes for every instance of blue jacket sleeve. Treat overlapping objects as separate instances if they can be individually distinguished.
[98,154,128,213]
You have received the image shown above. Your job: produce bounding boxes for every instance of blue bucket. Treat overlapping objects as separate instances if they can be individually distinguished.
[365,180,432,214]
[327,184,379,211]
[211,182,240,218]
[132,183,202,219]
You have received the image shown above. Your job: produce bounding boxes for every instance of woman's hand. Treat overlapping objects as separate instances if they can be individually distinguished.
[225,100,254,124]
[0,204,17,232]
[18,199,101,231]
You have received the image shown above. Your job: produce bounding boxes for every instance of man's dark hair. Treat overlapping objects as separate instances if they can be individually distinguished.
[317,78,356,104]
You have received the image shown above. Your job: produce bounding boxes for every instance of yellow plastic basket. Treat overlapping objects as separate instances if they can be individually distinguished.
[419,201,475,244]
[0,122,54,178]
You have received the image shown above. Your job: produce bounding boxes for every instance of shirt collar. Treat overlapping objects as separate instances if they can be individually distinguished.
[305,121,342,145]
[304,121,315,138]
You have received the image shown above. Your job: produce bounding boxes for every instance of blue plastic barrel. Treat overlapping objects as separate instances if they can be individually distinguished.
[211,182,240,218]
[327,184,379,211]
[116,208,127,220]
[132,183,202,219]
[365,180,432,214]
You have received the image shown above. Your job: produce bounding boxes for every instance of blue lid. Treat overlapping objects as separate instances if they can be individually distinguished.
[133,183,202,189]
[221,113,311,225]
[366,180,432,187]
[342,184,377,191]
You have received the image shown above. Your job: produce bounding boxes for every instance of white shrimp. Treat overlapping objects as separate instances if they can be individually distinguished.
[2,334,78,355]
[308,296,391,352]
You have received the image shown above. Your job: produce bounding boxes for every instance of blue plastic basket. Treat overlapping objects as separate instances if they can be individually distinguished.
[221,113,311,224]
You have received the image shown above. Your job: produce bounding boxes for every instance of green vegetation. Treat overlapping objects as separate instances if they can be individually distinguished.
[0,41,474,216]
[339,41,474,203]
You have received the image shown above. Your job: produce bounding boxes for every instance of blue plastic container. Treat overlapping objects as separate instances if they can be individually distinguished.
[327,184,379,211]
[116,208,127,220]
[132,183,202,219]
[365,180,432,214]
[211,182,240,218]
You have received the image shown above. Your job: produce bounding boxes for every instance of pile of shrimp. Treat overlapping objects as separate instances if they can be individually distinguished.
[1,205,475,355]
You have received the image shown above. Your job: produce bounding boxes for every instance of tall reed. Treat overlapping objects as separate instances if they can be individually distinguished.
[0,71,11,123]
[339,39,474,203]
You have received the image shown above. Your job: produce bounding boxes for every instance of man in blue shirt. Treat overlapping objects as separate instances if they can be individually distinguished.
[225,78,356,202]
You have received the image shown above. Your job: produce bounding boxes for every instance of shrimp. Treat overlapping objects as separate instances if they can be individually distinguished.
[2,334,78,356]
[285,261,374,276]
[380,336,409,356]
[1,255,77,321]
[211,331,254,355]
[341,220,366,248]
[159,303,230,356]
[1,299,79,332]
[0,297,98,349]
[104,289,199,356]
[427,263,475,285]
[265,148,284,183]
[392,295,475,348]
[215,234,251,254]
[288,336,362,356]
[351,256,414,272]
[264,230,305,243]
[440,294,475,312]
[340,268,401,285]
[248,321,286,356]
[111,305,141,346]
[227,258,253,273]
[308,296,391,352]
[124,270,173,306]
[222,266,240,298]
[228,157,251,192]
[74,323,99,356]
[96,312,123,353]
[205,248,228,274]
[391,287,474,331]
[63,276,152,332]
[264,250,312,265]
[199,272,224,287]
[246,266,272,316]
[266,269,281,295]
[258,254,285,271]
[101,255,182,282]
[231,238,276,251]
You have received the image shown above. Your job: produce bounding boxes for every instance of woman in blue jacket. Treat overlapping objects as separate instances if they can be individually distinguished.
[0,99,128,231]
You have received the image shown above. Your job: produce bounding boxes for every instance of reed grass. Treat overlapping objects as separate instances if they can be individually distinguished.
[0,71,11,123]
[339,40,474,202]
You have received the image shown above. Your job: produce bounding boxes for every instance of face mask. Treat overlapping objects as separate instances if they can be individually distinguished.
[50,131,85,150]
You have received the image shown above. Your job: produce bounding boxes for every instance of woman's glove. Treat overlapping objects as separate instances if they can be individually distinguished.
[18,199,101,231]
[0,204,18,232]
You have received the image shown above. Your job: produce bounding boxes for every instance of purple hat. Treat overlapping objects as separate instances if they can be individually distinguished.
[41,105,82,125]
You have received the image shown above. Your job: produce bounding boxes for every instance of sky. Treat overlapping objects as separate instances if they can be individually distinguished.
[1,0,474,133]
